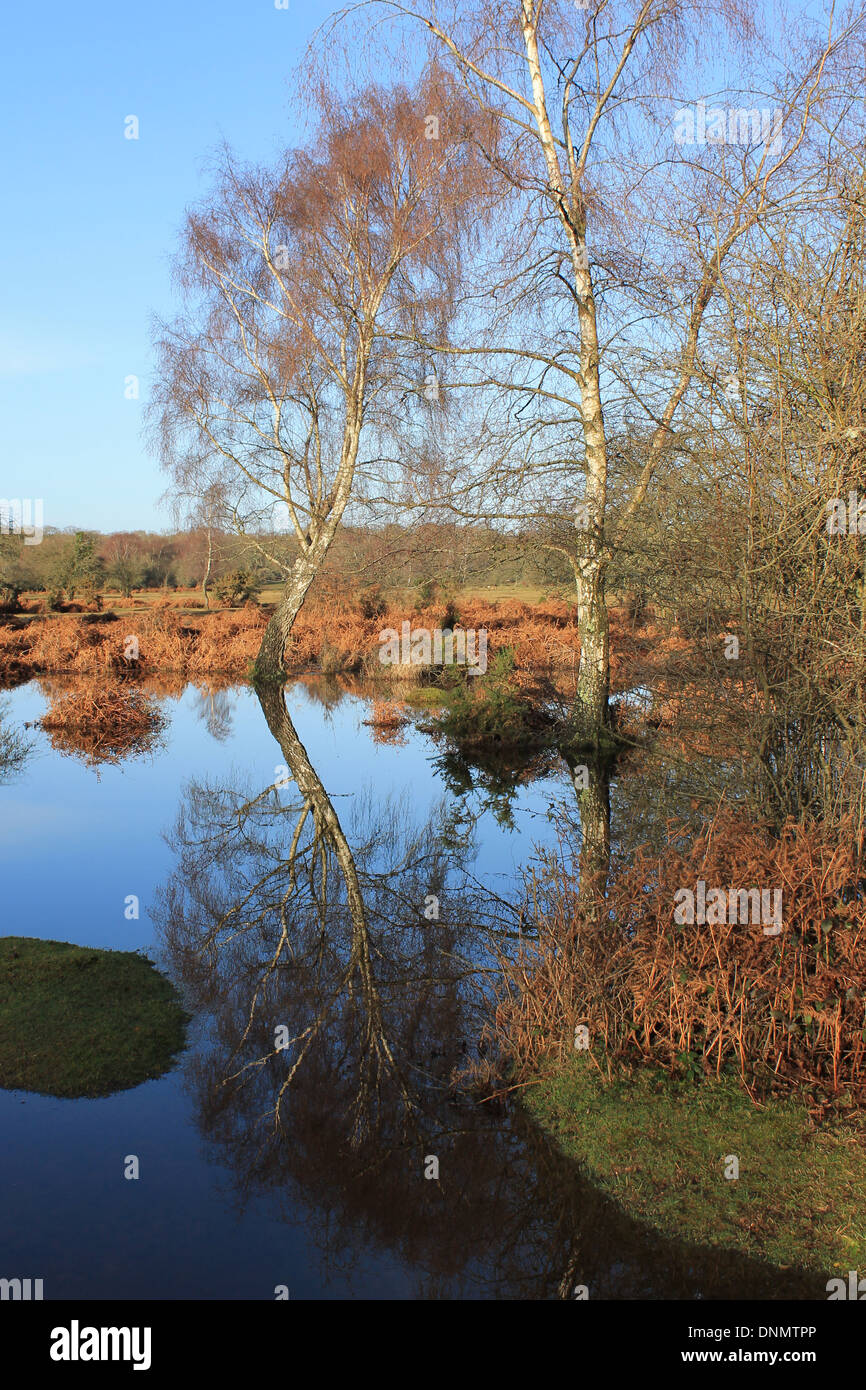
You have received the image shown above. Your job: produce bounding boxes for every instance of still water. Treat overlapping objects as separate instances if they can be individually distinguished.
[0,679,826,1299]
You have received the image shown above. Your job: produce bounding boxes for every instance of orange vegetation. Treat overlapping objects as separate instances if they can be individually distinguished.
[362,699,411,745]
[288,596,585,686]
[0,606,268,680]
[0,598,580,679]
[0,597,700,690]
[38,681,167,765]
[484,808,866,1109]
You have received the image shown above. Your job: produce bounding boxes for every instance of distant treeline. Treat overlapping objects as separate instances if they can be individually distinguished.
[0,522,573,608]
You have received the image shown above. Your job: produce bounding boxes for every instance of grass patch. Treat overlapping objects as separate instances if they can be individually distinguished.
[524,1054,866,1273]
[400,684,453,709]
[0,937,189,1098]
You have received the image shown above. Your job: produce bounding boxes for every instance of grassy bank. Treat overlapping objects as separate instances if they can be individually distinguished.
[524,1054,866,1274]
[0,937,189,1098]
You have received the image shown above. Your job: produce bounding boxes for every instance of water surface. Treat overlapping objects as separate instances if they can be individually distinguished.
[0,678,826,1299]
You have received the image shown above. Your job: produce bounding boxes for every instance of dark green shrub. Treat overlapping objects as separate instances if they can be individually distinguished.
[358,586,387,619]
[434,648,551,748]
[213,569,261,606]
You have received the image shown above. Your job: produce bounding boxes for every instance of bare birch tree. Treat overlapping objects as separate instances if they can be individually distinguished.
[150,71,495,676]
[331,0,854,741]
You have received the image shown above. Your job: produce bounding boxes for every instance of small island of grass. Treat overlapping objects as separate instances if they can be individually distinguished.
[0,936,189,1099]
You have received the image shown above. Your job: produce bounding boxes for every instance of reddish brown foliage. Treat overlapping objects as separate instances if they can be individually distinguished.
[485,809,866,1109]
[0,608,268,678]
[0,599,585,682]
[362,699,410,745]
[38,682,168,765]
[288,597,583,685]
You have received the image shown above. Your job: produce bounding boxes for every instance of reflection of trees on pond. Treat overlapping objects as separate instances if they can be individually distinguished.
[155,681,489,1143]
[190,685,237,742]
[295,673,360,715]
[152,683,826,1299]
[610,676,866,838]
[0,696,32,782]
[430,738,561,831]
[552,691,865,917]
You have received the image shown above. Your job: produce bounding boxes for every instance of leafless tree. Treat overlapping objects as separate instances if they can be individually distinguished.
[328,0,856,743]
[150,70,497,676]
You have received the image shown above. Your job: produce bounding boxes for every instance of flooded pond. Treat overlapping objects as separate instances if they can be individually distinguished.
[0,678,827,1299]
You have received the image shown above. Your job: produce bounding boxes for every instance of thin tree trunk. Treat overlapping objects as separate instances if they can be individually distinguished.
[574,558,611,745]
[522,7,611,738]
[202,525,213,611]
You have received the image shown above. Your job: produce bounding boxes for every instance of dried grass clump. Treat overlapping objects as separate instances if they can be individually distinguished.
[38,682,167,765]
[483,808,866,1109]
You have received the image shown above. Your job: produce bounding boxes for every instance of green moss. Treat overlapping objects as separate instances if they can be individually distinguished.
[0,937,189,1098]
[400,685,452,709]
[524,1054,866,1273]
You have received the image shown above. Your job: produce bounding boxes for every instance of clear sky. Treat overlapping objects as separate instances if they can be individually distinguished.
[0,0,842,533]
[0,0,333,532]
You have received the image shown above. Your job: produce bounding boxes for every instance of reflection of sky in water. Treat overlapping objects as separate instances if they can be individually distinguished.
[0,679,564,1298]
[0,680,826,1301]
[0,680,569,953]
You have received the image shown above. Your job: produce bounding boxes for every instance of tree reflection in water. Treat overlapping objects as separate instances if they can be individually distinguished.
[151,683,826,1299]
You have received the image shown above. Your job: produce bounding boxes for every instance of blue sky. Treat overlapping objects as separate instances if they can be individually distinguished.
[0,0,332,532]
[0,0,841,533]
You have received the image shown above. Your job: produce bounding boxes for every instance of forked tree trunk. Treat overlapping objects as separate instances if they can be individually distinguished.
[252,395,365,682]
